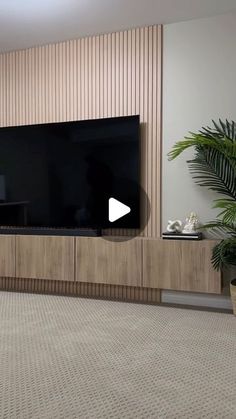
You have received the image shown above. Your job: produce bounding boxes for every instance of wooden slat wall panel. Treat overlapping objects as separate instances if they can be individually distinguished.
[0,25,162,237]
[0,278,161,304]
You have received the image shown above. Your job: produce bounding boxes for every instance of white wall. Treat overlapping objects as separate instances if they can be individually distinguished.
[162,13,236,306]
[162,13,236,232]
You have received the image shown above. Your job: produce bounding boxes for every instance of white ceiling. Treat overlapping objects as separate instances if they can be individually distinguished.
[1,0,236,52]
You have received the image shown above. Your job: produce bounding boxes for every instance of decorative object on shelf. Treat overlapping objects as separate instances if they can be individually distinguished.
[163,214,202,240]
[182,212,199,234]
[168,119,236,315]
[166,219,182,233]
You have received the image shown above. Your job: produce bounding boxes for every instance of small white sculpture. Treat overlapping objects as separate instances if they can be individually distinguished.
[166,219,182,233]
[182,212,198,234]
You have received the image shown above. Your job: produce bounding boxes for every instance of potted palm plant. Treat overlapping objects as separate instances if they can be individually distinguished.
[168,119,236,314]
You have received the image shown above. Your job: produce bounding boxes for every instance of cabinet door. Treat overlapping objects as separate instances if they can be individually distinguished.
[143,239,221,294]
[16,235,74,281]
[0,235,16,277]
[76,237,142,287]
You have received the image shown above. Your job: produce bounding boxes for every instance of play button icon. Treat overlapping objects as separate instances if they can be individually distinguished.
[108,198,131,222]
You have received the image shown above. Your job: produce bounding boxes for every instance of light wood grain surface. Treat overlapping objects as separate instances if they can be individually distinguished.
[75,237,142,287]
[0,234,222,297]
[0,235,16,277]
[16,235,74,281]
[142,239,221,294]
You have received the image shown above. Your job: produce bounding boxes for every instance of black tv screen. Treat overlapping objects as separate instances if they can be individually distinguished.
[0,115,140,231]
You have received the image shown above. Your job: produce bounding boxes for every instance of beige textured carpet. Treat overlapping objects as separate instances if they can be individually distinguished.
[0,292,236,419]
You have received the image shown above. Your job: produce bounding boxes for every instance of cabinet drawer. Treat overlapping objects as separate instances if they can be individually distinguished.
[76,237,142,287]
[143,239,221,294]
[16,235,74,281]
[0,235,15,277]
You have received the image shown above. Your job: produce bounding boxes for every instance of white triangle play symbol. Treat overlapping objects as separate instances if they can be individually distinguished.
[109,198,131,222]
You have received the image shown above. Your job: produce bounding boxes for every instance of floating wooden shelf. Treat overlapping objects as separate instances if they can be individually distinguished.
[0,235,221,301]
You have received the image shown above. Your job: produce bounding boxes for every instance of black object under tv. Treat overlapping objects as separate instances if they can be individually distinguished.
[0,115,140,234]
[162,232,203,240]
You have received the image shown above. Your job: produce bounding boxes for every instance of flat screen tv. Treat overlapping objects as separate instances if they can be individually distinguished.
[0,115,140,233]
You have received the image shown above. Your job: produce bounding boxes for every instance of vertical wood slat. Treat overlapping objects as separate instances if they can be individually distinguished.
[0,25,162,238]
[0,277,161,303]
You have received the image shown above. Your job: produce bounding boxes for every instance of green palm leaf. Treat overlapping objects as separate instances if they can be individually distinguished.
[168,135,236,165]
[201,119,236,141]
[201,220,236,237]
[169,119,236,271]
[213,199,236,225]
[211,238,236,270]
[187,147,236,199]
